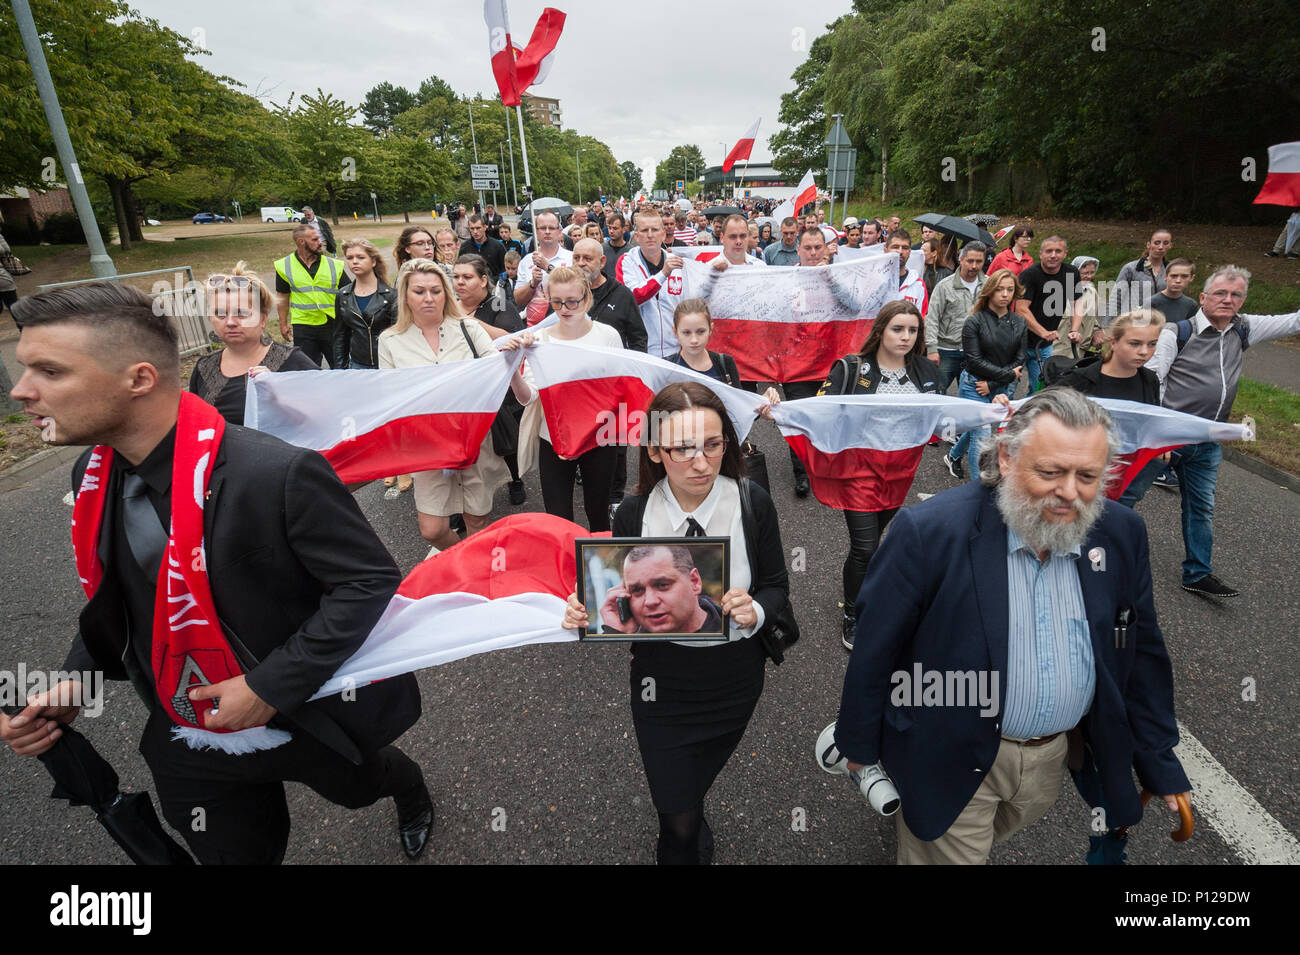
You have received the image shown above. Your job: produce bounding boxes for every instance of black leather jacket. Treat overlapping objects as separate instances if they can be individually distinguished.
[333,279,398,368]
[961,308,1027,386]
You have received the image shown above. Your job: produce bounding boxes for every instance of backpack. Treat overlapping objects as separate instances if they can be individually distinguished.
[1175,318,1248,353]
[1043,349,1100,388]
[835,354,863,395]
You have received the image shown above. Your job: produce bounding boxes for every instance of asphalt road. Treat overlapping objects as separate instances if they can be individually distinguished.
[1,416,1296,866]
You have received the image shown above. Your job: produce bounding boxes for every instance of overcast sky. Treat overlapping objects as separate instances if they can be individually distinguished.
[126,0,851,190]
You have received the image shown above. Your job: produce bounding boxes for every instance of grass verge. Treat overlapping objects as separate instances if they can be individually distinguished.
[1230,378,1300,477]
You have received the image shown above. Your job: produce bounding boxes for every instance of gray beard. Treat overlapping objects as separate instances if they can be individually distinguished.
[995,475,1106,556]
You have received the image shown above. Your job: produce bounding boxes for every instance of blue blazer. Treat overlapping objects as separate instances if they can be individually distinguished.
[835,481,1189,841]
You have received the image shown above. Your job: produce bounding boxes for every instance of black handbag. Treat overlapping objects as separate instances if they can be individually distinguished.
[459,320,519,457]
[737,477,799,664]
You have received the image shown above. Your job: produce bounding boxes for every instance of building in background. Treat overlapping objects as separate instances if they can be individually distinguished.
[699,163,797,200]
[522,94,562,130]
[0,185,74,231]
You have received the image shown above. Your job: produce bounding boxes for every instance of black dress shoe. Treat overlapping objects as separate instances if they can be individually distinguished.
[397,786,434,860]
[508,479,526,505]
[794,473,810,497]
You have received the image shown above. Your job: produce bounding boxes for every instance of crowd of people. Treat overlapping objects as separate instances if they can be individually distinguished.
[3,194,1298,868]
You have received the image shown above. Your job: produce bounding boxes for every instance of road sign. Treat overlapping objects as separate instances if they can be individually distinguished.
[470,163,500,179]
[676,180,685,191]
[471,178,501,190]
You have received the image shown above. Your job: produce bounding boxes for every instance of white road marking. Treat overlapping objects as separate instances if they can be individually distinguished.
[1176,720,1300,864]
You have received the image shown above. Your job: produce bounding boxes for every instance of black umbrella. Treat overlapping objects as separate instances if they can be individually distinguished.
[702,206,744,218]
[5,705,194,865]
[913,212,996,246]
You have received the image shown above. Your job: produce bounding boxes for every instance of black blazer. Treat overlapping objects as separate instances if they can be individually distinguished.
[64,424,420,764]
[612,478,790,642]
[333,279,398,369]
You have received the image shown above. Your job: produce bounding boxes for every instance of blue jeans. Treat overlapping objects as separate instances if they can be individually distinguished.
[1023,343,1053,393]
[1169,441,1221,583]
[951,370,1014,480]
[1117,457,1163,508]
[934,348,964,395]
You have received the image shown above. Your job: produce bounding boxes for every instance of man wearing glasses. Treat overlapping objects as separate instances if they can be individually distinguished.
[1141,265,1300,598]
[513,210,573,316]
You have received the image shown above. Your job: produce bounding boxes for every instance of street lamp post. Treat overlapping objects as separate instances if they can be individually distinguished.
[576,147,584,205]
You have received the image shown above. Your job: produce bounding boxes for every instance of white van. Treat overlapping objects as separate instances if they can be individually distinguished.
[261,206,303,223]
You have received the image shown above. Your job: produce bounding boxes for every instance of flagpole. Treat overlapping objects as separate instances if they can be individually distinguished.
[515,104,535,247]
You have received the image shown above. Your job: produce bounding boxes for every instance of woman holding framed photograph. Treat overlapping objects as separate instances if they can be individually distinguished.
[558,381,791,864]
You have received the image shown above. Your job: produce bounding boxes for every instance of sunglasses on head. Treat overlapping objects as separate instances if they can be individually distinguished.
[208,274,252,288]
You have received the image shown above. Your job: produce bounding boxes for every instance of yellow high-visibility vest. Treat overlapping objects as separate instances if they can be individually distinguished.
[274,253,345,325]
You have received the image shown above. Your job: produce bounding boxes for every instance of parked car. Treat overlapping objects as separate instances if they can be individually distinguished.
[260,206,303,223]
[192,212,231,224]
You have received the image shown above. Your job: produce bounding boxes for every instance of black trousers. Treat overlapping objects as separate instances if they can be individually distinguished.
[843,507,900,609]
[290,321,334,367]
[538,438,617,531]
[140,709,421,864]
[780,380,822,477]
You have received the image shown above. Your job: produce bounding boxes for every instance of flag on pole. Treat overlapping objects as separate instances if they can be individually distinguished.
[722,119,761,173]
[771,170,817,222]
[772,395,1007,511]
[523,341,766,458]
[311,513,592,700]
[1253,142,1300,206]
[483,2,566,106]
[245,352,523,484]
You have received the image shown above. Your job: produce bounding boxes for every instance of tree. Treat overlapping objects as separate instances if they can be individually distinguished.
[769,19,845,183]
[653,145,706,194]
[276,90,368,225]
[619,160,643,195]
[367,135,456,222]
[416,75,459,106]
[360,82,417,135]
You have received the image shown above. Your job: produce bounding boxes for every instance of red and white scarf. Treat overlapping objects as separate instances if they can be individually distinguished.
[72,392,289,754]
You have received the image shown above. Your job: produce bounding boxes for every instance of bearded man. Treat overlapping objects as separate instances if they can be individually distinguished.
[833,388,1191,864]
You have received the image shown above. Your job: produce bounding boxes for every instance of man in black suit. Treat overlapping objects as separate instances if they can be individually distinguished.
[835,388,1190,864]
[2,284,433,864]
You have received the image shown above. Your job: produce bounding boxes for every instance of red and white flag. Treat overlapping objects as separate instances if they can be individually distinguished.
[1084,398,1255,497]
[523,341,766,458]
[770,170,817,223]
[682,252,897,382]
[312,513,592,699]
[484,1,566,106]
[245,352,522,483]
[772,394,1007,511]
[722,118,761,173]
[1253,142,1300,207]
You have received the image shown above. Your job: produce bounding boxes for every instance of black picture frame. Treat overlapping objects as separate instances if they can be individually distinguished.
[575,536,731,642]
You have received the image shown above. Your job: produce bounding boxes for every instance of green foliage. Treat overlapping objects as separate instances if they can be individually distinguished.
[360,82,418,135]
[620,161,644,195]
[274,90,368,223]
[772,0,1300,221]
[653,145,706,194]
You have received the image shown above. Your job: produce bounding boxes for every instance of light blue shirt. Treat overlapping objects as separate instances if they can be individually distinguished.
[1000,528,1096,738]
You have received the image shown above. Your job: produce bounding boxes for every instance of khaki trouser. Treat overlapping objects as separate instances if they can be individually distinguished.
[896,734,1069,865]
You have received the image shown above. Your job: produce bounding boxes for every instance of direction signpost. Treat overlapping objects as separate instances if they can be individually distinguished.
[471,163,501,201]
[825,115,856,225]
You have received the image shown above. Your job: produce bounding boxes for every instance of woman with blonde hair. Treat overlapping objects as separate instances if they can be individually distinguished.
[378,259,533,550]
[941,268,1025,481]
[191,262,317,425]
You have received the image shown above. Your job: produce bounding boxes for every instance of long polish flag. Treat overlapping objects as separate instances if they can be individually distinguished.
[245,351,523,483]
[722,119,761,173]
[524,341,767,458]
[484,2,565,106]
[772,394,1007,511]
[681,253,897,383]
[312,513,592,700]
[1253,142,1300,207]
[1079,398,1255,497]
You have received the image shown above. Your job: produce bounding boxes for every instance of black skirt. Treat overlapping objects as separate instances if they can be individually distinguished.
[628,636,766,813]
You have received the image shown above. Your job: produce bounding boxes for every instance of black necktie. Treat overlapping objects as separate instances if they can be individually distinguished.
[122,473,167,580]
[685,517,707,537]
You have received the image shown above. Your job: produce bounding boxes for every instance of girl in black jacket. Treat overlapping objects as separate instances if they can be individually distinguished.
[664,298,745,388]
[944,268,1025,482]
[816,300,941,650]
[333,238,397,369]
[560,381,790,865]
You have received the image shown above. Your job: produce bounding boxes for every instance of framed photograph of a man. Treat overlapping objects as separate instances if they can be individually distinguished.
[575,537,730,642]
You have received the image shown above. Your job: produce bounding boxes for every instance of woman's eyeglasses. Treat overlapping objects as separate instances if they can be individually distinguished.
[547,298,583,310]
[662,437,727,462]
[208,274,251,288]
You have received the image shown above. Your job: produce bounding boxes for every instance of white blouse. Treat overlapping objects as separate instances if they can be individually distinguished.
[641,475,765,647]
[377,317,495,369]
